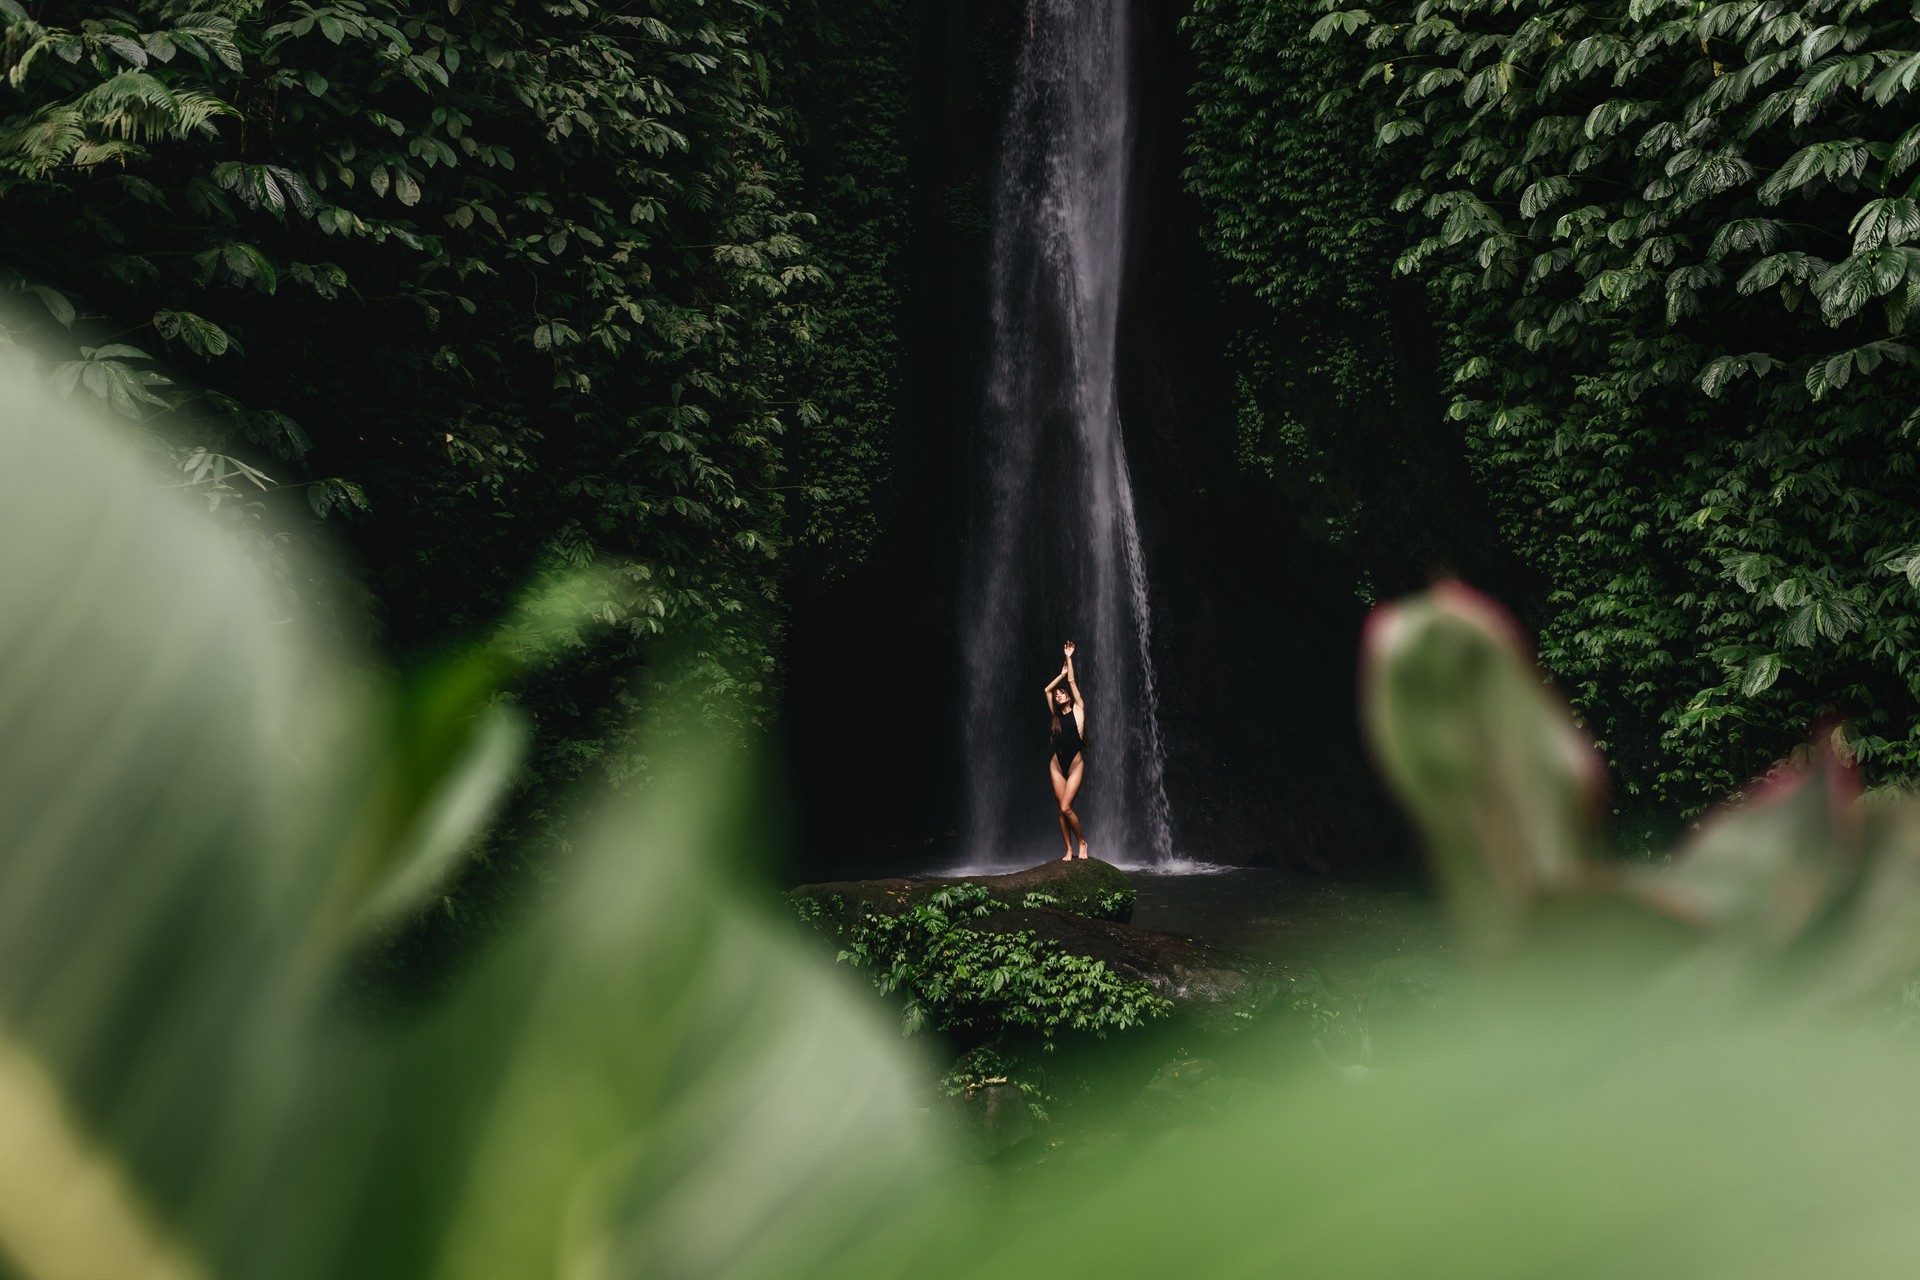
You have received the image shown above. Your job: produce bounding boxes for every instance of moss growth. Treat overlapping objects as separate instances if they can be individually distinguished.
[788,857,1137,937]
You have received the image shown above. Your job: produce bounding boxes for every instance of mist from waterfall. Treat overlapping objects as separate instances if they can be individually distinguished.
[959,0,1176,870]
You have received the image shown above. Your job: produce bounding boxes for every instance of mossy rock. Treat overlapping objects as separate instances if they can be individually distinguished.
[956,907,1283,1035]
[790,857,1136,937]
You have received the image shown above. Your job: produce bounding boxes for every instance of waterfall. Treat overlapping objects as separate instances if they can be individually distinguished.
[960,0,1175,868]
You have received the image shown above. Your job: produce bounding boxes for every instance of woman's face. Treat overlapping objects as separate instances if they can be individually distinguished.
[1054,687,1071,709]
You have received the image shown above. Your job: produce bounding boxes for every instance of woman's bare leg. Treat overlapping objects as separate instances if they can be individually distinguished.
[1061,755,1087,858]
[1050,758,1074,859]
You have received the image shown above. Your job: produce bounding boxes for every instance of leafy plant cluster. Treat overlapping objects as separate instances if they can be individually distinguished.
[0,372,956,1280]
[0,1,915,926]
[0,0,920,706]
[1011,887,1140,915]
[937,1041,1052,1122]
[809,883,1173,1041]
[1184,0,1920,816]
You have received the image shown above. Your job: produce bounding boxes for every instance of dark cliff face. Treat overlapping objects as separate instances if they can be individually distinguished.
[780,0,1420,879]
[1110,0,1415,872]
[778,0,1015,877]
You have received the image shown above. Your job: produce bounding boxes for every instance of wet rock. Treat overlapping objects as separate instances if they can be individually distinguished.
[790,857,1136,935]
[956,907,1283,1034]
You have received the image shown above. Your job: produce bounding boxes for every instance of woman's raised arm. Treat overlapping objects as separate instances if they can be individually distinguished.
[1063,641,1083,724]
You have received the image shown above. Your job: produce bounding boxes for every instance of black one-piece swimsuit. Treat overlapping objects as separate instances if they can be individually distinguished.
[1054,707,1082,772]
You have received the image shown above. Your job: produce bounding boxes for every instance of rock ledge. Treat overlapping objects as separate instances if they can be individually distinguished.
[791,859,1282,1033]
[790,856,1136,930]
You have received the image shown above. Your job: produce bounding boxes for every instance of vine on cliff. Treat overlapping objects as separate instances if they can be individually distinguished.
[1185,0,1482,607]
[1187,0,1920,815]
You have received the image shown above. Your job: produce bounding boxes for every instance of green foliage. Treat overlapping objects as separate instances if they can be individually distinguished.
[1,0,811,723]
[1322,0,1920,811]
[1012,884,1137,918]
[1184,0,1398,312]
[1184,0,1483,603]
[1187,0,1920,816]
[1364,582,1605,943]
[0,1,914,943]
[938,1041,1051,1122]
[0,363,943,1280]
[1363,583,1920,1009]
[1183,0,1397,535]
[823,884,1173,1041]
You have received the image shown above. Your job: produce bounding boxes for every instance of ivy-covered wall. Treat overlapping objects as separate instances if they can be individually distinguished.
[778,0,1014,872]
[0,1,924,962]
[785,0,921,585]
[1183,0,1920,827]
[1183,0,1519,607]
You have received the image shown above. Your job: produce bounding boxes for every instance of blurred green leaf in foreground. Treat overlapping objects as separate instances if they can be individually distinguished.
[0,351,946,1280]
[8,354,1920,1279]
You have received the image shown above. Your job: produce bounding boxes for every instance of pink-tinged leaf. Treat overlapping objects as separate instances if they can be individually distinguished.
[1362,582,1606,948]
[1631,733,1861,945]
[1797,797,1920,1003]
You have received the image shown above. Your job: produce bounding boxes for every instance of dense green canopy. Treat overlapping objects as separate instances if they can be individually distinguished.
[5,2,909,662]
[1186,0,1920,817]
[0,0,912,876]
[0,0,919,979]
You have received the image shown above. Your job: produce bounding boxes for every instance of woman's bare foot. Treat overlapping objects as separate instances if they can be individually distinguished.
[1077,841,1089,860]
[1061,850,1075,862]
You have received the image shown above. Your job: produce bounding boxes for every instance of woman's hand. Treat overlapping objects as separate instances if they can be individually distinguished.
[1063,640,1076,659]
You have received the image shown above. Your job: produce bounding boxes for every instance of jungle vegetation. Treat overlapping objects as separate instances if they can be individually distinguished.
[11,2,1920,1269]
[9,0,1920,881]
[0,0,917,954]
[1185,0,1920,820]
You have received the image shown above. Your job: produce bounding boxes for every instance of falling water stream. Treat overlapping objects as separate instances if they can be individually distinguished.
[960,0,1176,869]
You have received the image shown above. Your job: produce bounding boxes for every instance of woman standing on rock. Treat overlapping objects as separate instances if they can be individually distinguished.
[1044,641,1089,861]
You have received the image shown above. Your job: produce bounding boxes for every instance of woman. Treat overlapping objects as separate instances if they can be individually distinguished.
[1044,641,1089,861]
